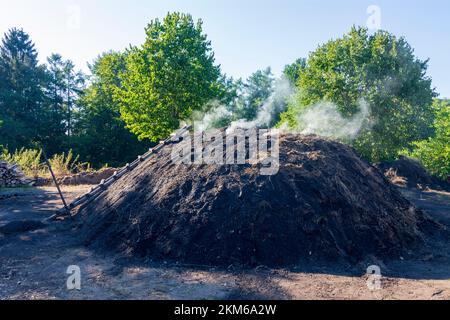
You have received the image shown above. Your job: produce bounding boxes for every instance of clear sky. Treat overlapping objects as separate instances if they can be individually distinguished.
[1,0,449,97]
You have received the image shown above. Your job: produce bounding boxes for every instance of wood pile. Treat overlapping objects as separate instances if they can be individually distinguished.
[0,161,32,188]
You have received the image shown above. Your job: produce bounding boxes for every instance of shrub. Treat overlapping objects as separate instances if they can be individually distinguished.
[0,148,44,178]
[405,100,450,180]
[0,148,92,178]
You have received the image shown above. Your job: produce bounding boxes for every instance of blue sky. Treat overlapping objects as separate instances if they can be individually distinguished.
[1,0,449,97]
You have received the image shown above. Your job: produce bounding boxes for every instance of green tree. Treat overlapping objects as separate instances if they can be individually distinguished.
[43,54,69,153]
[283,58,306,85]
[235,67,274,120]
[280,27,436,161]
[73,52,150,167]
[407,99,449,180]
[116,12,221,141]
[46,54,66,115]
[62,59,85,137]
[42,54,85,153]
[197,68,286,130]
[0,28,48,150]
[216,75,243,108]
[195,75,244,129]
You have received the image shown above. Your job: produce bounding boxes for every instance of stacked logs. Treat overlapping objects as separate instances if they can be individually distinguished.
[0,161,32,188]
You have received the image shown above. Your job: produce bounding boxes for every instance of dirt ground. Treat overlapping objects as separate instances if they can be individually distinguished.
[0,185,449,300]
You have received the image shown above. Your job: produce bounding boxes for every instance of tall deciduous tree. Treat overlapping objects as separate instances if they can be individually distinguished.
[280,27,436,161]
[116,12,221,141]
[407,99,450,180]
[283,58,306,85]
[73,52,150,167]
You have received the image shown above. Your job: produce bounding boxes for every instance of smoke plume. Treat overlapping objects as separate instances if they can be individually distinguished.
[226,76,294,132]
[191,76,372,141]
[295,100,371,141]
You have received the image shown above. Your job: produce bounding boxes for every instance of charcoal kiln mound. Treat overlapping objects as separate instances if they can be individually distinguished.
[75,133,436,267]
[377,156,449,191]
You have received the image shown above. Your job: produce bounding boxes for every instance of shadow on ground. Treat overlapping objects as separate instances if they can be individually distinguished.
[0,185,449,300]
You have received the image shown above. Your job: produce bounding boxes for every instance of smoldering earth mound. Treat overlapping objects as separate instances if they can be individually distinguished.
[376,156,449,191]
[75,134,436,267]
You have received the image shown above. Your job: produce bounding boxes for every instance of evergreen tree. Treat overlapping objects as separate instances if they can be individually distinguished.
[0,28,47,150]
[42,53,68,153]
[63,60,85,137]
[235,67,274,121]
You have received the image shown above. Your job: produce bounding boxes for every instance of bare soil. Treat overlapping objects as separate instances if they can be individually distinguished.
[0,184,449,300]
[35,168,118,187]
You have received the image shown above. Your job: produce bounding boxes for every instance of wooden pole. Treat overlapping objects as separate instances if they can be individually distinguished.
[41,149,70,216]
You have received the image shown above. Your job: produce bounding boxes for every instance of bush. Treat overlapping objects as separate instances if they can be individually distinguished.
[0,148,44,178]
[48,150,79,177]
[405,100,450,180]
[0,148,92,178]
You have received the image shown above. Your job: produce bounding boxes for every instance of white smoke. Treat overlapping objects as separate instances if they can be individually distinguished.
[226,76,294,133]
[295,100,371,140]
[193,101,232,132]
[191,76,372,141]
[192,76,295,133]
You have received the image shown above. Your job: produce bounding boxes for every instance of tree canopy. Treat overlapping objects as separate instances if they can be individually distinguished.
[280,27,437,162]
[0,29,86,155]
[234,67,274,121]
[0,21,447,178]
[116,12,221,142]
[72,52,150,167]
[283,58,306,85]
[0,28,47,151]
[406,99,449,179]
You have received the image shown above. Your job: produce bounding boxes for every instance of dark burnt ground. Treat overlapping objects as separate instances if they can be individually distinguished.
[74,133,441,267]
